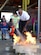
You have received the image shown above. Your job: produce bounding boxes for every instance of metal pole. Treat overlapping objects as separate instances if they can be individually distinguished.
[38,0,40,39]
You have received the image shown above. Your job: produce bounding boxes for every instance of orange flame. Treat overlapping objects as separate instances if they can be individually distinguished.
[13,32,36,45]
[14,34,21,45]
[25,32,36,44]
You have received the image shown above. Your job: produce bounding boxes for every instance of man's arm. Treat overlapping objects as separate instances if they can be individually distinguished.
[22,18,31,32]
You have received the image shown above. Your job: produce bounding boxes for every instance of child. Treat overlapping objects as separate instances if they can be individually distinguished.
[11,12,20,36]
[9,19,15,42]
[9,12,20,42]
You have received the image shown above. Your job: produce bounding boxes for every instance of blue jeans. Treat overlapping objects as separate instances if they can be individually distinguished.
[1,28,7,35]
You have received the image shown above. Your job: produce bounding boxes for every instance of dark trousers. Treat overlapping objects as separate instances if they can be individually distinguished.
[19,20,27,33]
[19,20,33,33]
[14,29,19,36]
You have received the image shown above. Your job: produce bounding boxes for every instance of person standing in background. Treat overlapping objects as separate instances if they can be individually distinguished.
[1,15,8,40]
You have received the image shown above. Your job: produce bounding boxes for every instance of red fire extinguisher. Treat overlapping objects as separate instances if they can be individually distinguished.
[9,26,15,36]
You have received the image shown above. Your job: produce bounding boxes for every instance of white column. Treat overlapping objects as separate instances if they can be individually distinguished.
[38,0,40,39]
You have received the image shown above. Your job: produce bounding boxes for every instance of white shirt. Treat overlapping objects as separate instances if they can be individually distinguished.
[16,10,30,21]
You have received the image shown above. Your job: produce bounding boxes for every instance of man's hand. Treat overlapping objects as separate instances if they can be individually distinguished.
[22,28,26,33]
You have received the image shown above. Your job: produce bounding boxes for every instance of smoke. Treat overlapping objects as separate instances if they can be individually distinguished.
[16,29,25,41]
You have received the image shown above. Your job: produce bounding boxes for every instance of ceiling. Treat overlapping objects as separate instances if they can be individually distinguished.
[0,0,37,7]
[0,0,38,11]
[0,0,21,6]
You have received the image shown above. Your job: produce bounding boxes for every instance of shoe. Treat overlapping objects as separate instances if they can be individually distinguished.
[3,38,7,40]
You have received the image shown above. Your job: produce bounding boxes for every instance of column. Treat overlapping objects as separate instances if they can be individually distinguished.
[22,0,30,11]
[22,0,25,10]
[24,0,27,11]
[38,0,40,39]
